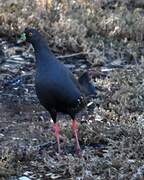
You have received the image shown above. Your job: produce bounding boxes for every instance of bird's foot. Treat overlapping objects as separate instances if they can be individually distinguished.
[52,123,61,153]
[75,147,81,155]
[71,120,81,154]
[75,140,81,154]
[71,119,78,130]
[71,119,78,138]
[57,143,62,154]
[52,123,60,134]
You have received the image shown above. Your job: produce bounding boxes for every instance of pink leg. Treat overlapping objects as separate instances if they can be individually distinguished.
[52,123,61,153]
[71,119,81,152]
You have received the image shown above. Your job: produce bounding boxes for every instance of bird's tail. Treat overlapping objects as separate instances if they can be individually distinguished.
[78,72,96,97]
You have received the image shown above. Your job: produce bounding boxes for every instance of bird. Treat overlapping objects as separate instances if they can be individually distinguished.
[18,28,96,153]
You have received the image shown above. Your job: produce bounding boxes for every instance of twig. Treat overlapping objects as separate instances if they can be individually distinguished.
[81,123,97,135]
[26,45,100,60]
[57,52,98,59]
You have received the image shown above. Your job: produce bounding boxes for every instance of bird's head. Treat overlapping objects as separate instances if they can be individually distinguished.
[18,28,42,44]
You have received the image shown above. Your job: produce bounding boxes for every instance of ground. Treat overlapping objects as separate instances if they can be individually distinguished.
[0,37,144,180]
[0,0,144,179]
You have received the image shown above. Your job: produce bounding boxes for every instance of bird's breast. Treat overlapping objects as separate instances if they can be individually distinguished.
[35,72,56,108]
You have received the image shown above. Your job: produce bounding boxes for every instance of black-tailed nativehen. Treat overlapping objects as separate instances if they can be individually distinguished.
[19,28,96,153]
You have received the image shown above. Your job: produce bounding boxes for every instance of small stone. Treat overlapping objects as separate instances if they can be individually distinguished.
[23,171,33,176]
[19,176,31,180]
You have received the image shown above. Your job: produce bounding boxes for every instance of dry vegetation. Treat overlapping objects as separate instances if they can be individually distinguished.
[0,0,144,179]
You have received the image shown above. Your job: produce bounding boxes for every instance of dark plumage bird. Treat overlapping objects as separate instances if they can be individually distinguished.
[19,28,96,153]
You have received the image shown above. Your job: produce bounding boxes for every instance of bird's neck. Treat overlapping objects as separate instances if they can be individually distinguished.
[32,39,49,52]
[33,40,54,66]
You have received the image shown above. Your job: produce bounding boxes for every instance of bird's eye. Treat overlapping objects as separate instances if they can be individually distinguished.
[29,32,32,37]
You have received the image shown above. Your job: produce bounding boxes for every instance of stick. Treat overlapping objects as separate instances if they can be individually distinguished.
[57,52,98,59]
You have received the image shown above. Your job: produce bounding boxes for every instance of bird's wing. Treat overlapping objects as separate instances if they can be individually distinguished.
[50,65,82,106]
[68,71,82,91]
[68,71,96,96]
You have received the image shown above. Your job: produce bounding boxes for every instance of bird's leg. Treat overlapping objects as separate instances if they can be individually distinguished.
[71,119,80,152]
[52,122,61,153]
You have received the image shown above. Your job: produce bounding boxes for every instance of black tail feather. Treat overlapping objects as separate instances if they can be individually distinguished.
[78,72,96,96]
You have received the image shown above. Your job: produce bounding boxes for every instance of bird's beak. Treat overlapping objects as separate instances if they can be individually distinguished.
[17,33,26,44]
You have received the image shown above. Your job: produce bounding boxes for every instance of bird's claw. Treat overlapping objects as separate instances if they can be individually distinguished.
[75,148,81,155]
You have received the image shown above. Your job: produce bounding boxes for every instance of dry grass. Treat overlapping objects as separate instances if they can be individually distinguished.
[0,0,144,59]
[1,0,144,179]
